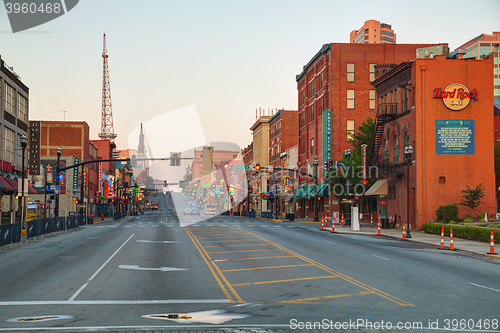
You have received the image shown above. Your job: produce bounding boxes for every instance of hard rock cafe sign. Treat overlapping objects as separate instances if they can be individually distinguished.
[433,83,478,111]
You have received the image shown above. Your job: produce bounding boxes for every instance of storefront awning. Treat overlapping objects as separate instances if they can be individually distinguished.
[364,179,388,196]
[291,187,305,199]
[0,177,14,191]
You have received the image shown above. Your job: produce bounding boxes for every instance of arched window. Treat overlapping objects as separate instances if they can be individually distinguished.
[403,131,410,149]
[383,139,389,162]
[393,135,399,163]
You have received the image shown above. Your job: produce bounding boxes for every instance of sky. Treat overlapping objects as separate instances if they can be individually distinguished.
[0,0,499,156]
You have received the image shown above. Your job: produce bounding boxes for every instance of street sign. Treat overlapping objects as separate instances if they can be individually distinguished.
[54,185,60,194]
[235,165,248,169]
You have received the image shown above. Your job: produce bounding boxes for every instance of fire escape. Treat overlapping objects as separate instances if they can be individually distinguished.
[367,103,405,176]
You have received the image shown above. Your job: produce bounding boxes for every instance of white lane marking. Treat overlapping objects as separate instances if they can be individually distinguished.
[469,282,500,293]
[233,225,240,227]
[0,299,230,306]
[152,226,159,228]
[207,224,213,226]
[373,255,390,261]
[220,225,227,226]
[324,240,335,244]
[166,225,172,227]
[124,226,132,228]
[68,234,135,301]
[136,240,179,244]
[119,265,187,272]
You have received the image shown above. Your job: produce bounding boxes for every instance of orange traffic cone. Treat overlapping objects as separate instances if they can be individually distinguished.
[487,229,497,255]
[101,214,104,220]
[321,218,324,231]
[438,226,445,249]
[370,214,373,227]
[341,213,344,227]
[402,223,406,240]
[450,227,455,250]
[323,215,327,228]
[331,218,336,233]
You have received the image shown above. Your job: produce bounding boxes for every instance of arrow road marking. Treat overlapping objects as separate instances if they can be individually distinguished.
[119,265,187,272]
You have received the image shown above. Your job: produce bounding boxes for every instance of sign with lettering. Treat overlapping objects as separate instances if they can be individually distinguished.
[433,84,477,111]
[28,121,40,175]
[435,119,475,155]
[322,108,331,175]
[73,158,79,193]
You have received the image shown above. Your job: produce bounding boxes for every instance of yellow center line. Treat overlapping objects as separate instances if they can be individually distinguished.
[232,276,338,287]
[221,264,314,272]
[204,244,269,248]
[200,239,260,243]
[207,249,282,254]
[196,236,257,239]
[184,228,233,303]
[238,228,415,307]
[277,291,375,303]
[185,229,244,303]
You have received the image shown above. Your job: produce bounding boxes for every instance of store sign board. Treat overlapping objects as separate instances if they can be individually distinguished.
[435,119,475,155]
[433,84,477,111]
[322,108,331,176]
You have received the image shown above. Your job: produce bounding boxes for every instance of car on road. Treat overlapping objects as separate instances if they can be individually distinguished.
[151,202,158,210]
[183,208,191,215]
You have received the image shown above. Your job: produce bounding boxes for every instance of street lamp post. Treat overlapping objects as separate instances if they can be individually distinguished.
[345,149,351,225]
[313,160,319,222]
[404,145,414,239]
[55,147,62,218]
[20,135,28,245]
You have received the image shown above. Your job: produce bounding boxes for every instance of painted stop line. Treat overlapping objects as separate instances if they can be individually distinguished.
[136,240,180,244]
[119,265,187,272]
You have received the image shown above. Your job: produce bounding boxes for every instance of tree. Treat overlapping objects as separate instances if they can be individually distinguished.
[460,183,486,219]
[328,117,375,194]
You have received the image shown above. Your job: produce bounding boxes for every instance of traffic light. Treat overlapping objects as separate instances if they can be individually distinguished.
[255,163,260,171]
[323,161,328,171]
[224,162,229,169]
[75,199,79,204]
[354,194,359,199]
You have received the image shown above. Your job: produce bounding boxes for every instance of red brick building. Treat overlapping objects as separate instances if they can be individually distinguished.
[370,55,495,230]
[268,109,298,216]
[294,42,447,219]
[30,121,99,215]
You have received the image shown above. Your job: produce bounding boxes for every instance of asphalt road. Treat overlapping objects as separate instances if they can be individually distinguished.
[0,192,498,333]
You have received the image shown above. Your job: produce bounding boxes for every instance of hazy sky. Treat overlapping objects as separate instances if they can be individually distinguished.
[1,0,498,153]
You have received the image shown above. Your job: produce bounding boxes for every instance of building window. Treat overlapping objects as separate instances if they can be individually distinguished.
[308,79,315,99]
[383,139,389,162]
[17,134,26,166]
[308,104,315,123]
[439,177,446,184]
[347,89,355,109]
[347,120,355,141]
[300,88,306,106]
[369,90,376,109]
[4,126,15,163]
[318,71,324,91]
[347,63,355,82]
[369,63,376,82]
[310,138,314,155]
[5,83,15,115]
[393,135,399,163]
[17,93,28,123]
[403,131,409,149]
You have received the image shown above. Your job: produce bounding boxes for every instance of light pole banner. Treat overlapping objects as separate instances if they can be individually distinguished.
[322,109,331,175]
[97,162,103,195]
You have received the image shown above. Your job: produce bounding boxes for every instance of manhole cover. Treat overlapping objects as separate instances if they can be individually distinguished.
[6,315,74,323]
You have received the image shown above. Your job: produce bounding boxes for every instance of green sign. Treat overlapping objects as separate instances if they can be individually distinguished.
[235,165,249,169]
[322,109,331,176]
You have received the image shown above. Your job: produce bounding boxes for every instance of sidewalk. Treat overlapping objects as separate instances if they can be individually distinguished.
[254,215,499,259]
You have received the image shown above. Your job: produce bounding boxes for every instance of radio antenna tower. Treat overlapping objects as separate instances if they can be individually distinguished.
[98,33,117,142]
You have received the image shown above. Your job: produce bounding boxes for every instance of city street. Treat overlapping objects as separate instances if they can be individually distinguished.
[0,193,498,332]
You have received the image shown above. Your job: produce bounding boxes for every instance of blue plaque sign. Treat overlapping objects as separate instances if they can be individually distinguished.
[435,119,475,155]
